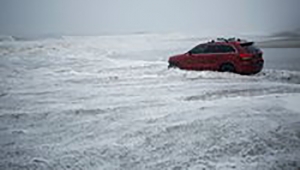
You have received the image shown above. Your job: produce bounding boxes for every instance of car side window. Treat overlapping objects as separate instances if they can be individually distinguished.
[220,45,235,53]
[189,45,207,54]
[190,44,235,54]
[205,45,218,53]
[207,45,235,53]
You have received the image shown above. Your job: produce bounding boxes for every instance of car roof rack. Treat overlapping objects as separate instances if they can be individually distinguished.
[208,38,228,43]
[209,37,246,43]
[228,38,241,42]
[216,38,228,42]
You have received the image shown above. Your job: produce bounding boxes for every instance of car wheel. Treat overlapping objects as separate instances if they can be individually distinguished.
[168,62,178,69]
[220,63,235,73]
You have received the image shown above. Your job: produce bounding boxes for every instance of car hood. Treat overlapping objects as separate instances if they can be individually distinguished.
[169,53,186,61]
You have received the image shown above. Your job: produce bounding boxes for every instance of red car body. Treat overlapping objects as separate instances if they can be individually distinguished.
[168,39,264,75]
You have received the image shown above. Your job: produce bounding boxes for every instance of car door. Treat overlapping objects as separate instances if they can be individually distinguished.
[186,44,208,70]
[217,44,238,66]
[203,44,237,70]
[201,45,221,70]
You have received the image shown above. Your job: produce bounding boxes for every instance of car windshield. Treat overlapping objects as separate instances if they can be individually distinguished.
[189,45,207,54]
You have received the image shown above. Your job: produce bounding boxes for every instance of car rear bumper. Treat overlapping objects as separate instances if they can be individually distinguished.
[238,60,264,74]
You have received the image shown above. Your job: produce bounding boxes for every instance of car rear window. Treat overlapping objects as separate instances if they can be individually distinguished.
[241,42,260,53]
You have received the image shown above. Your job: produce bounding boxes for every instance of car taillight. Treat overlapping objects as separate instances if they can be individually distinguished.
[240,53,253,60]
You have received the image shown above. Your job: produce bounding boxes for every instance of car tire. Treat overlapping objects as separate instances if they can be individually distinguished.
[220,63,235,73]
[168,62,178,69]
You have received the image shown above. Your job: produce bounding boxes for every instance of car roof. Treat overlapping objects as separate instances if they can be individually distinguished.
[204,38,253,46]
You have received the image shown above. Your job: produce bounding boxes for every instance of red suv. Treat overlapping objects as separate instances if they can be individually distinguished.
[168,38,264,74]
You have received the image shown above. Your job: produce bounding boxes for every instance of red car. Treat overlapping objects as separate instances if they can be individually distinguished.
[168,38,264,74]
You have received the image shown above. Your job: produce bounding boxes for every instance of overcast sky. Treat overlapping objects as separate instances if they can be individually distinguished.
[0,0,300,36]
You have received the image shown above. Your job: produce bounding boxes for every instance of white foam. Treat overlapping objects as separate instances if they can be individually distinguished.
[1,34,300,170]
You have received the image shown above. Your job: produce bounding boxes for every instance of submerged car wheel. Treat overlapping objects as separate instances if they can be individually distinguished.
[220,63,235,73]
[168,62,179,69]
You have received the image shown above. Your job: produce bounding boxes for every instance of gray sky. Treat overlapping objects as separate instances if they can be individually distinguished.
[0,0,300,36]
